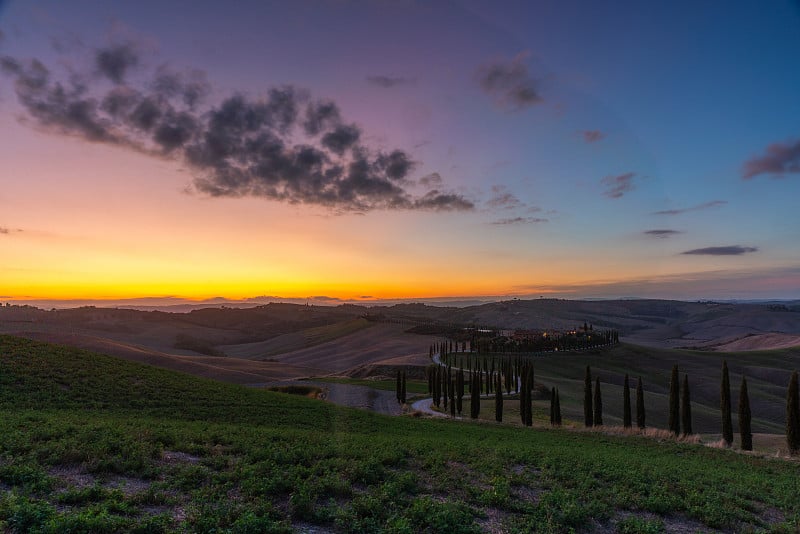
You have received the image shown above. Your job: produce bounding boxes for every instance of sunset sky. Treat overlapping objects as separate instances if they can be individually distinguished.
[1,0,799,304]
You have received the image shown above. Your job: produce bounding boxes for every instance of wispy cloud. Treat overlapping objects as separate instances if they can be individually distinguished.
[476,52,541,111]
[491,216,548,225]
[652,200,727,216]
[0,43,472,213]
[365,75,415,88]
[485,185,524,210]
[644,229,682,238]
[742,139,800,179]
[601,172,636,198]
[681,246,758,256]
[580,130,605,143]
[419,172,443,187]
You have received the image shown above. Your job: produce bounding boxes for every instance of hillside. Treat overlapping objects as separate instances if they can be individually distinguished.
[490,343,800,435]
[1,335,799,532]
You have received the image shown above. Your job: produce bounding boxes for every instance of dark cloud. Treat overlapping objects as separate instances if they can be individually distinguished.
[413,190,474,211]
[0,228,8,234]
[742,139,800,179]
[476,52,541,110]
[1,47,472,213]
[95,44,139,84]
[151,66,210,109]
[644,229,682,238]
[681,246,758,256]
[601,172,636,198]
[652,200,727,216]
[303,100,341,135]
[491,217,548,225]
[365,75,415,88]
[581,130,605,143]
[321,124,361,155]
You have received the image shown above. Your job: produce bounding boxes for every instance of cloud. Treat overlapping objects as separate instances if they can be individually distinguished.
[491,216,547,225]
[652,200,727,216]
[485,185,524,210]
[742,139,800,179]
[0,228,8,234]
[580,130,605,143]
[681,246,758,256]
[643,229,682,238]
[1,46,472,213]
[419,172,443,187]
[365,75,415,88]
[476,52,542,110]
[601,172,636,198]
[413,190,474,211]
[95,43,139,84]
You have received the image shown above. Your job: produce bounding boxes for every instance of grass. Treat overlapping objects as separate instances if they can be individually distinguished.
[1,334,800,532]
[312,377,429,395]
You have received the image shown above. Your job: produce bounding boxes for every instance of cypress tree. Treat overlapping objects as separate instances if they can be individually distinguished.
[739,375,752,451]
[396,370,402,404]
[401,371,407,405]
[442,368,448,411]
[636,376,646,429]
[668,365,680,435]
[786,371,800,454]
[681,374,692,436]
[456,369,464,415]
[495,375,503,422]
[450,379,456,417]
[550,387,556,426]
[721,360,733,446]
[519,364,528,425]
[470,372,481,419]
[623,374,632,428]
[593,377,603,426]
[527,365,534,426]
[584,365,593,427]
[554,388,562,426]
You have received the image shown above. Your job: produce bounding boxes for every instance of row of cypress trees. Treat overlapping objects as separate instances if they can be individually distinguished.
[420,358,799,455]
[583,366,646,429]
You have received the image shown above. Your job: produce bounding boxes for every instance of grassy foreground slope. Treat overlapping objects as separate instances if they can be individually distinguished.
[0,336,799,533]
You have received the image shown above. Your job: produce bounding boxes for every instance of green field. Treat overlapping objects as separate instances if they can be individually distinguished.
[313,376,429,395]
[1,334,799,532]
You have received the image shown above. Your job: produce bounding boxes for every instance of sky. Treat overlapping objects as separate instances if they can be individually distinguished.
[1,0,799,304]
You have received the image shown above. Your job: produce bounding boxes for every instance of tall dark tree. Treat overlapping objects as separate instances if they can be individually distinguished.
[668,365,680,436]
[517,363,534,427]
[495,375,503,422]
[636,376,646,429]
[449,378,456,417]
[721,360,733,446]
[550,387,556,426]
[396,370,402,404]
[456,368,465,415]
[593,377,603,426]
[554,388,562,426]
[470,372,481,419]
[681,374,692,436]
[786,371,800,454]
[739,375,752,451]
[584,365,593,427]
[622,374,632,428]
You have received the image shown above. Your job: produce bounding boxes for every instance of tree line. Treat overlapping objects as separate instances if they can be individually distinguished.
[400,354,800,455]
